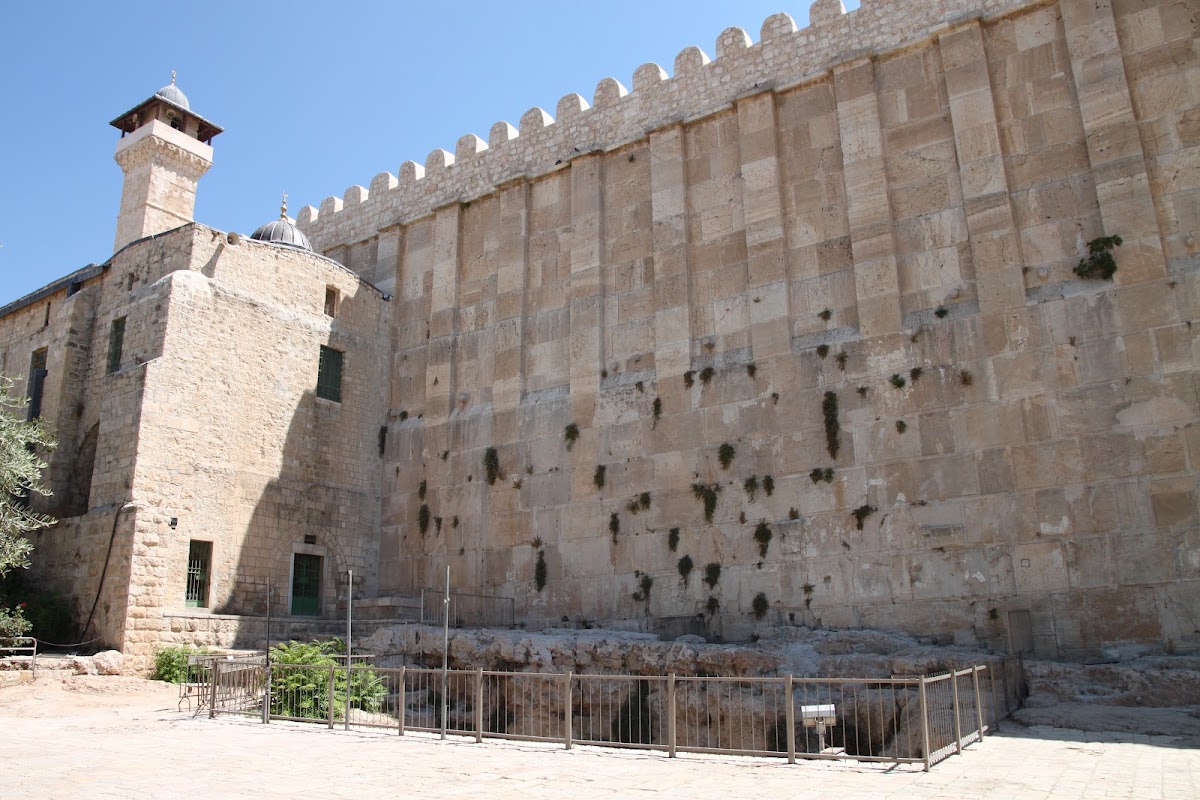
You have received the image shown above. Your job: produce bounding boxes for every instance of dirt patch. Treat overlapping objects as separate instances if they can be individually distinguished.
[0,673,177,717]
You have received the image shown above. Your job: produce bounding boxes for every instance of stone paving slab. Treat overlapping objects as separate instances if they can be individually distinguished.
[2,688,1198,799]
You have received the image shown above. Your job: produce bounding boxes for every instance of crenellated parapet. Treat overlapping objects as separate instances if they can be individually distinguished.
[296,0,1036,251]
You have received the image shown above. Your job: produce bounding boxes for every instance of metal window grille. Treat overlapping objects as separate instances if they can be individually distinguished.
[316,346,343,402]
[186,541,212,608]
[106,317,126,375]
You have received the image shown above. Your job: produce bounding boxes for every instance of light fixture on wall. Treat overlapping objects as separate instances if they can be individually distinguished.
[169,517,178,529]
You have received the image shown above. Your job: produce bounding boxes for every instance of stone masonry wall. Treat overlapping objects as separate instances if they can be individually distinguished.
[301,0,1200,659]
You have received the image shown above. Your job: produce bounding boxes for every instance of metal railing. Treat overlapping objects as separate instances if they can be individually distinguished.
[203,656,1022,770]
[418,589,515,629]
[0,636,37,677]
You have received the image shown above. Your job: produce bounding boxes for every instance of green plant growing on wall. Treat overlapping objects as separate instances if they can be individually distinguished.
[835,351,848,371]
[440,450,449,461]
[691,483,721,522]
[594,464,606,490]
[746,363,757,379]
[890,374,907,389]
[809,467,834,484]
[652,397,663,427]
[935,306,949,319]
[668,528,681,552]
[677,555,694,584]
[743,475,759,501]
[639,492,651,511]
[789,507,800,520]
[631,574,654,604]
[703,562,721,590]
[635,381,644,393]
[909,367,923,383]
[1074,234,1122,279]
[683,371,695,389]
[895,420,907,434]
[718,443,736,469]
[418,504,430,535]
[857,386,868,398]
[771,392,779,405]
[753,521,772,558]
[851,504,877,531]
[483,447,501,485]
[960,370,974,387]
[534,549,548,592]
[822,391,840,460]
[564,423,580,451]
[418,479,427,501]
[763,475,774,496]
[816,344,830,359]
[626,498,642,514]
[609,513,620,542]
[818,308,832,322]
[699,366,715,385]
[751,593,769,620]
[706,596,720,616]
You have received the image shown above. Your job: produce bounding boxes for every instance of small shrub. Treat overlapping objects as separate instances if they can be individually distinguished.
[934,306,949,319]
[705,596,720,616]
[440,450,449,461]
[739,511,747,524]
[1074,234,1122,280]
[609,513,620,542]
[635,381,644,393]
[699,366,715,385]
[753,521,772,558]
[534,550,548,592]
[152,645,210,684]
[691,483,721,522]
[816,344,830,359]
[483,447,501,485]
[835,351,848,371]
[851,504,877,531]
[890,374,907,389]
[677,555,694,583]
[0,605,30,641]
[771,392,779,405]
[896,420,907,434]
[652,397,662,426]
[269,640,385,721]
[594,464,606,490]
[703,562,722,590]
[910,367,923,383]
[564,423,580,451]
[818,308,832,322]
[626,498,642,514]
[960,370,974,387]
[417,479,427,501]
[762,475,774,497]
[718,443,736,469]
[751,593,769,620]
[418,504,430,535]
[668,528,681,552]
[746,363,757,379]
[632,574,654,604]
[639,492,651,510]
[857,386,868,398]
[822,391,840,460]
[803,583,814,595]
[789,507,800,520]
[743,475,759,501]
[683,371,695,389]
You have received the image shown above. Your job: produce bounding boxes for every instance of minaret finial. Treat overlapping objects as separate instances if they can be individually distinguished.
[280,192,288,219]
[171,70,177,85]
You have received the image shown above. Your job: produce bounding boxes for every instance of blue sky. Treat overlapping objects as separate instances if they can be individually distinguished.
[0,1,859,304]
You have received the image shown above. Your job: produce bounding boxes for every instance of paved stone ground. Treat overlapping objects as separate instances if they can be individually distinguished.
[1,676,1198,799]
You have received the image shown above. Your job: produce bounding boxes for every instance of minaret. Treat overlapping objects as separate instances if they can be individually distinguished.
[109,73,223,252]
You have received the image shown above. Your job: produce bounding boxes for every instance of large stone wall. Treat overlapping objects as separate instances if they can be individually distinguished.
[299,0,1200,659]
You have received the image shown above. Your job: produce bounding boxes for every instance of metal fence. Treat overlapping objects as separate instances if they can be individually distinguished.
[418,590,515,629]
[202,656,1023,770]
[0,637,37,677]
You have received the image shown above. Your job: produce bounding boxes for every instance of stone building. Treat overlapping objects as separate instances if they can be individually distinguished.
[1,0,1197,665]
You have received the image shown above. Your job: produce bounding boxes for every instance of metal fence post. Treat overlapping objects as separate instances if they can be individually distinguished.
[398,666,406,736]
[989,662,1001,732]
[208,659,220,719]
[328,663,336,730]
[972,666,985,739]
[667,673,677,758]
[475,668,484,743]
[918,675,931,772]
[785,674,796,765]
[563,671,573,750]
[262,660,271,724]
[951,670,963,755]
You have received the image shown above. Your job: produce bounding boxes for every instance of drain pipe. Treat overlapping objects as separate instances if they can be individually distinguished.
[82,502,136,643]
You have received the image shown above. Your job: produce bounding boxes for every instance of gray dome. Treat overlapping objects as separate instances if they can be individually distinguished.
[155,82,190,110]
[250,217,313,251]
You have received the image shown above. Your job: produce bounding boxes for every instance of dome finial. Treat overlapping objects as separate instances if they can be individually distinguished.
[171,69,177,85]
[280,192,289,219]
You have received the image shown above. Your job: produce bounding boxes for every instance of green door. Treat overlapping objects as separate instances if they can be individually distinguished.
[291,554,322,616]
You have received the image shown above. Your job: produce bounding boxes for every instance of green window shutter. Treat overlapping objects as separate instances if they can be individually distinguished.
[317,345,343,402]
[107,317,126,375]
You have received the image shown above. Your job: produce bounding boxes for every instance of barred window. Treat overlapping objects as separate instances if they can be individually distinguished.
[317,345,343,402]
[107,316,126,375]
